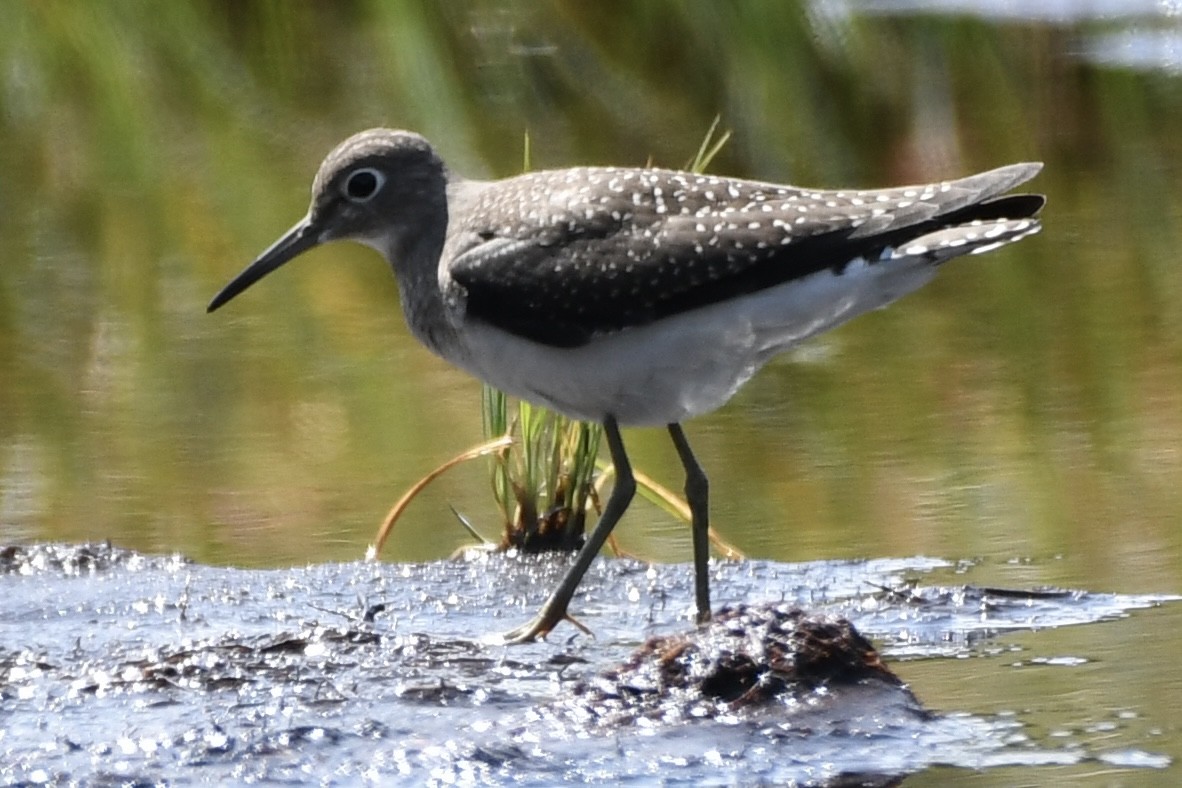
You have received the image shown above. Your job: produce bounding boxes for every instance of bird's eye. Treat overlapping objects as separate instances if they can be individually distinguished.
[343,167,385,202]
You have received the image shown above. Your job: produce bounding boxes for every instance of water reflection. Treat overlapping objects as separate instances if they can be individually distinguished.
[3,3,1179,573]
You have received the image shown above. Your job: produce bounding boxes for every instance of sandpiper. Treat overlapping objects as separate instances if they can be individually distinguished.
[209,129,1044,643]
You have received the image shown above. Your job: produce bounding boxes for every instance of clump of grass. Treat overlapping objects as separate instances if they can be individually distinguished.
[482,387,601,552]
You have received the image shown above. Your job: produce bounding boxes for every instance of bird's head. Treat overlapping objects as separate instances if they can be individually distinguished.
[207,128,448,313]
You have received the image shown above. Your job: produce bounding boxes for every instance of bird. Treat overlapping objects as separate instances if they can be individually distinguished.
[208,128,1044,643]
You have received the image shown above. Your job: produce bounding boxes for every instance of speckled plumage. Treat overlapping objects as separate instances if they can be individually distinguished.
[209,128,1045,642]
[444,162,1042,347]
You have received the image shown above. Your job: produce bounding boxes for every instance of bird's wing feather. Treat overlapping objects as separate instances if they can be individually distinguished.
[448,163,1043,348]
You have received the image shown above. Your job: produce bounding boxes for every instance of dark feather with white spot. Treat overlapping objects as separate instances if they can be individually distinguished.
[447,164,1043,347]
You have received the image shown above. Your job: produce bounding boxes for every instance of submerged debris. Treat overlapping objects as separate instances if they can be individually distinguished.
[565,603,924,727]
[0,541,188,576]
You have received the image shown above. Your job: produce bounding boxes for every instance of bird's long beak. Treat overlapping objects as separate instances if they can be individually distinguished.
[207,215,321,313]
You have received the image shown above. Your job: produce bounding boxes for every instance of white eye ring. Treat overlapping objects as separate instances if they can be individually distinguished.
[343,167,385,202]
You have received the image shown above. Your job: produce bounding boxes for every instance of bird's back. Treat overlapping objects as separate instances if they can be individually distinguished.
[443,163,1044,349]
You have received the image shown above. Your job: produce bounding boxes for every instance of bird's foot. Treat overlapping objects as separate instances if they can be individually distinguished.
[501,606,593,644]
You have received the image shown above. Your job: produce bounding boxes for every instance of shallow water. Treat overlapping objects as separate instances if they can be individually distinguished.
[0,544,1174,784]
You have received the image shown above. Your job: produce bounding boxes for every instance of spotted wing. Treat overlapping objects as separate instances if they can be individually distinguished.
[448,163,1044,348]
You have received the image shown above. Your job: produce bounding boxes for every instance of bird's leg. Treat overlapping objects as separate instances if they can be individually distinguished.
[502,415,636,644]
[668,423,712,625]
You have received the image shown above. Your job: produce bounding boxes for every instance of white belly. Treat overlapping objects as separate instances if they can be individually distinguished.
[445,255,937,426]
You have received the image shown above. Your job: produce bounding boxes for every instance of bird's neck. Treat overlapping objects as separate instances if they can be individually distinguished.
[382,203,460,361]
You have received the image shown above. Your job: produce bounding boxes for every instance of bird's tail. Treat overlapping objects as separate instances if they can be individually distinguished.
[890,192,1045,264]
